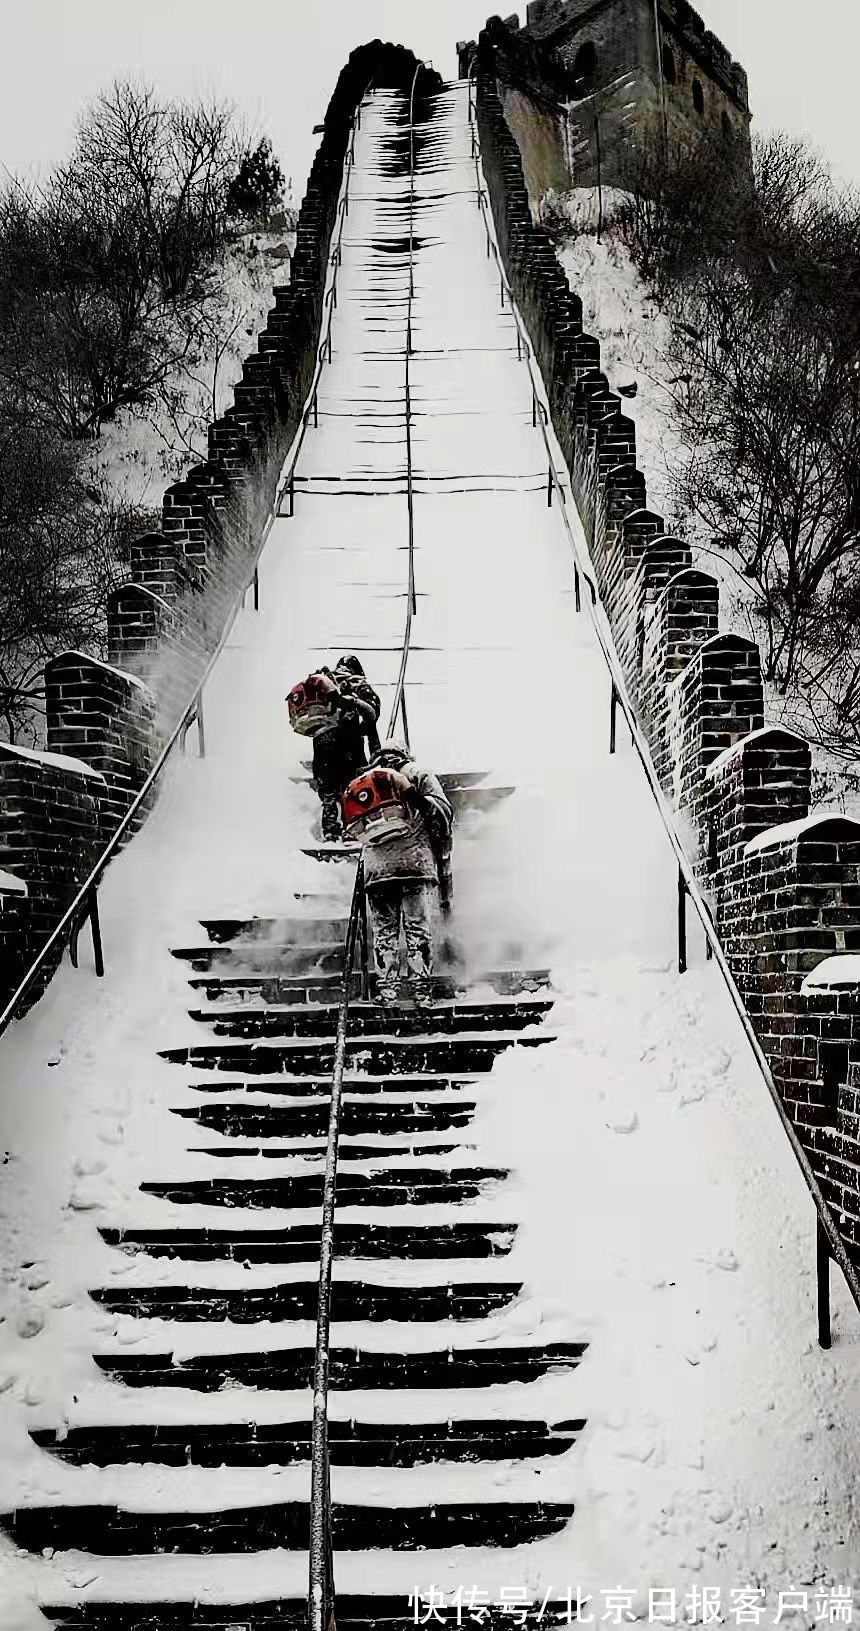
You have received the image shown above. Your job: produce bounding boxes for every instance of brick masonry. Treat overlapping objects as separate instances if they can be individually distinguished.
[1,41,438,1020]
[476,36,860,1283]
[468,6,751,204]
[0,745,107,1007]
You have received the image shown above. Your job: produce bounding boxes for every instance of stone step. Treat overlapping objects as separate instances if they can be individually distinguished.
[172,944,346,975]
[186,1140,466,1159]
[33,1416,583,1467]
[171,1097,476,1137]
[199,918,348,945]
[298,766,491,794]
[186,999,552,1041]
[2,1498,575,1555]
[99,1222,517,1263]
[140,1166,506,1210]
[183,1074,478,1098]
[187,968,552,1005]
[96,1340,587,1391]
[160,1035,552,1076]
[41,1595,576,1630]
[90,1280,521,1325]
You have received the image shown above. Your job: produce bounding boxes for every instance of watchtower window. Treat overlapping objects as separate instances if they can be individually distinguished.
[662,45,677,85]
[819,1040,848,1125]
[573,40,597,87]
[721,109,732,140]
[692,77,705,115]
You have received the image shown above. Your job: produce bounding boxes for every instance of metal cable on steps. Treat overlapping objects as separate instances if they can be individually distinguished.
[307,62,424,1631]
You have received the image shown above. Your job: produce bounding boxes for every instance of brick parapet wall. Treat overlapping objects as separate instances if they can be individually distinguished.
[639,569,720,787]
[477,37,860,1287]
[0,745,107,1009]
[667,633,763,843]
[44,652,159,838]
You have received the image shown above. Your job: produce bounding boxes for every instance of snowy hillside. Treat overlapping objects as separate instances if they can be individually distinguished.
[89,229,295,514]
[551,189,860,812]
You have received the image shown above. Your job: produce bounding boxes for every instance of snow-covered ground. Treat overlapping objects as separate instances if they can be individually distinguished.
[0,85,858,1627]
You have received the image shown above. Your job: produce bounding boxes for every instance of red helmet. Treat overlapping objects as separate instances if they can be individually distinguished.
[341,767,411,839]
[287,672,338,737]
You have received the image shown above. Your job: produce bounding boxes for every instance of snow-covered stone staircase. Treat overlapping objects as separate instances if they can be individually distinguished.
[0,80,596,1624]
[3,902,585,1618]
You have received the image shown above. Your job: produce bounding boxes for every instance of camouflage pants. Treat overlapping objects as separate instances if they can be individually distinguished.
[367,881,436,1006]
[320,794,342,843]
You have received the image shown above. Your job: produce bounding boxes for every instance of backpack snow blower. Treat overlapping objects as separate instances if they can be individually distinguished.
[287,672,339,738]
[341,767,414,841]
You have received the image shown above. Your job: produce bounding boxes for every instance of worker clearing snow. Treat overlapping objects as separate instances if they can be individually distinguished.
[341,743,453,1007]
[287,655,381,841]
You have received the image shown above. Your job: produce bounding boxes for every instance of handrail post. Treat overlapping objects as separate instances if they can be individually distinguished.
[677,867,688,975]
[253,568,260,612]
[400,688,410,752]
[88,888,104,979]
[547,465,553,507]
[817,1218,832,1349]
[609,683,618,755]
[196,694,206,759]
[574,562,581,613]
[359,882,370,1001]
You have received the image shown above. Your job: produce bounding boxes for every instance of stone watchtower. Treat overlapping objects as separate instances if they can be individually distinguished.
[467,0,751,195]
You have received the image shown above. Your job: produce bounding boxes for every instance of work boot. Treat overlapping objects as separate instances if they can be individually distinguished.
[411,974,434,1010]
[377,972,400,1009]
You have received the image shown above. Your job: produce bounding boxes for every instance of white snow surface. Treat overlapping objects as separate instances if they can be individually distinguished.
[707,726,809,780]
[0,872,27,897]
[744,810,860,857]
[0,743,106,781]
[0,85,858,1624]
[802,956,860,992]
[55,651,153,693]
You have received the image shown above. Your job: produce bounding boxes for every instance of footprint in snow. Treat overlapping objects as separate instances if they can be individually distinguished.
[73,1155,107,1178]
[608,1110,639,1134]
[679,1085,705,1108]
[67,1186,103,1212]
[16,1308,44,1340]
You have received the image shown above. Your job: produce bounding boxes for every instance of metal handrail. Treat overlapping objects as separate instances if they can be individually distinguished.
[0,98,365,1043]
[386,60,422,747]
[467,77,860,1329]
[308,860,365,1631]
